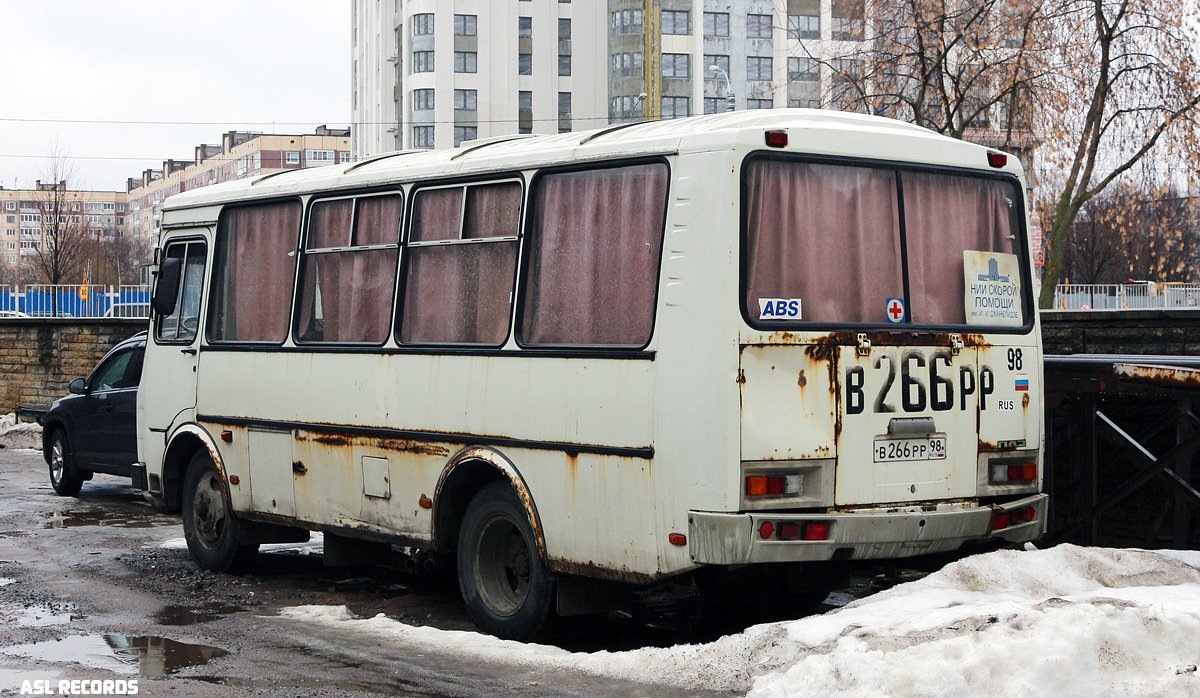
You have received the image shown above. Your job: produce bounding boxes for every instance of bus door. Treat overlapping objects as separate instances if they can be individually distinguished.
[141,236,208,443]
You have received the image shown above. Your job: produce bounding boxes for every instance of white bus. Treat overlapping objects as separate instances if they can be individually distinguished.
[137,110,1046,639]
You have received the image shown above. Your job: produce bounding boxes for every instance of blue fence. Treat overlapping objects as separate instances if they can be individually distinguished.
[0,285,151,318]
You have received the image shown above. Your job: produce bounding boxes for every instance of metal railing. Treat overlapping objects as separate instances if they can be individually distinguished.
[0,285,151,318]
[1054,283,1200,310]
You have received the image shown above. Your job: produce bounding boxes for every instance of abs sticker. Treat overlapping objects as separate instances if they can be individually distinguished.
[758,298,802,320]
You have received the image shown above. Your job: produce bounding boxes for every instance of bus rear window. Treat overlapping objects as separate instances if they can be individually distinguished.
[743,157,1026,328]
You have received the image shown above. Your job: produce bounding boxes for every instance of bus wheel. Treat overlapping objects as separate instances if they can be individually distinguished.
[457,481,555,640]
[47,431,83,497]
[182,450,258,574]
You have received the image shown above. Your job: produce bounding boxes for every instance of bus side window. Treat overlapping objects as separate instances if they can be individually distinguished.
[156,241,207,343]
[210,202,302,343]
[520,162,669,347]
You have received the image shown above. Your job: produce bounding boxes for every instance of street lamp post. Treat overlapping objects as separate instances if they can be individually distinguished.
[708,65,735,112]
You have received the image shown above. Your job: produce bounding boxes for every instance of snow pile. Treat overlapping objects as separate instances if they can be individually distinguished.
[278,545,1200,697]
[0,413,42,450]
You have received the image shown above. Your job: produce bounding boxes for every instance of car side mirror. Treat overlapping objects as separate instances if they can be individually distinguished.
[68,378,86,395]
[152,257,182,317]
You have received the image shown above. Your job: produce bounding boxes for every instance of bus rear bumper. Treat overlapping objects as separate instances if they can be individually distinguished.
[688,494,1047,565]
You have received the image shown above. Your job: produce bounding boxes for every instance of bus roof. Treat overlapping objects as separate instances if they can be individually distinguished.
[163,109,1020,212]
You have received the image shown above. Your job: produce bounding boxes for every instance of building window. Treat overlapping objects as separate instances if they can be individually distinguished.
[704,98,721,114]
[454,89,478,111]
[662,53,690,79]
[413,51,434,72]
[558,18,571,40]
[704,12,729,37]
[285,151,300,164]
[747,56,773,81]
[453,127,478,146]
[413,125,435,148]
[413,13,434,36]
[454,14,477,36]
[661,96,689,119]
[704,54,729,76]
[613,51,643,77]
[747,99,773,110]
[413,88,435,111]
[788,57,819,82]
[3,202,13,211]
[454,51,478,73]
[747,14,772,38]
[519,90,533,134]
[519,16,532,38]
[788,99,821,109]
[306,150,335,163]
[558,92,572,133]
[611,9,644,34]
[558,54,571,76]
[661,10,689,35]
[832,0,865,40]
[789,12,820,40]
[519,53,532,75]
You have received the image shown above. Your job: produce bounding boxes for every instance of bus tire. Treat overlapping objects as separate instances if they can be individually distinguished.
[457,481,555,641]
[182,450,258,574]
[47,430,84,497]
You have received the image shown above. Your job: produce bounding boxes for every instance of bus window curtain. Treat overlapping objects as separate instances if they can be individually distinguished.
[521,162,668,346]
[219,201,301,341]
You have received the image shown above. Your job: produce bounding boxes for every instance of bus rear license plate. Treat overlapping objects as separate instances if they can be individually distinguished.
[873,437,947,463]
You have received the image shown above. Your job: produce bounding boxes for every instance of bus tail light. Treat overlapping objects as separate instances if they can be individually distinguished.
[987,151,1008,168]
[993,506,1037,531]
[765,130,789,148]
[759,521,830,540]
[989,461,1037,484]
[746,474,804,496]
[991,513,1010,531]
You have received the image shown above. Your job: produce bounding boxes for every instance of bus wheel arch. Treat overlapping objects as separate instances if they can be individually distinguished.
[432,447,546,561]
[161,426,224,514]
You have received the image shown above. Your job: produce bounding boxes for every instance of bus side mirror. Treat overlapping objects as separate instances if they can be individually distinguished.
[152,257,182,316]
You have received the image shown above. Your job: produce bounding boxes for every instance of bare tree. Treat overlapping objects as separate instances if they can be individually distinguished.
[1036,0,1200,306]
[24,146,97,290]
[97,233,152,286]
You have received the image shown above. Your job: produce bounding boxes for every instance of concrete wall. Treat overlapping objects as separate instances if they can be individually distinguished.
[0,320,146,415]
[1041,309,1200,356]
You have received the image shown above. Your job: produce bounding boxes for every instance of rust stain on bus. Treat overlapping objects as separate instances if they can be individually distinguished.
[296,431,451,458]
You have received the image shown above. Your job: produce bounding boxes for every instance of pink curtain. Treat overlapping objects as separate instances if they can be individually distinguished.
[901,172,1018,325]
[401,183,521,344]
[297,194,402,343]
[215,201,301,341]
[743,160,902,324]
[520,163,668,346]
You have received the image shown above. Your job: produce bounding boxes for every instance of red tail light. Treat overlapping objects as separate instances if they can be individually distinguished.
[991,513,1010,531]
[765,130,789,148]
[759,522,774,539]
[987,151,1008,168]
[802,522,830,540]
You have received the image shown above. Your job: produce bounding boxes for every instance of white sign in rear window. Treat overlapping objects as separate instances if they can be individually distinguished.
[963,251,1021,326]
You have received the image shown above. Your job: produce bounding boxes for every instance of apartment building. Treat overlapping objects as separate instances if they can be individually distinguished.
[0,183,128,271]
[125,127,351,241]
[352,0,609,156]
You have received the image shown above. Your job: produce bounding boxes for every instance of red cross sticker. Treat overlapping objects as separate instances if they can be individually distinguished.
[886,298,905,323]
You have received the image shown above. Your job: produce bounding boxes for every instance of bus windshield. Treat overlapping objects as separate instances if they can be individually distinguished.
[743,157,1029,329]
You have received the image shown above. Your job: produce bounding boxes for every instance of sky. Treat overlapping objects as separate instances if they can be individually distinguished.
[0,1,351,193]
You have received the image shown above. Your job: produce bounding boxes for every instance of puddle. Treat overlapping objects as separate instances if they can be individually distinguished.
[155,603,244,626]
[0,635,228,677]
[43,510,175,529]
[0,530,30,538]
[0,602,74,627]
[191,675,430,695]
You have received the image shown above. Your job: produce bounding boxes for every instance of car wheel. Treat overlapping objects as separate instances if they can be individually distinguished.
[457,481,555,641]
[47,430,83,497]
[181,450,258,573]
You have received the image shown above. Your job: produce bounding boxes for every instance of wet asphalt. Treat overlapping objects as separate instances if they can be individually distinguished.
[0,447,739,698]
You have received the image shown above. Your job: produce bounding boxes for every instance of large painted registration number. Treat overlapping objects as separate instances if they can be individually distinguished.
[873,436,947,463]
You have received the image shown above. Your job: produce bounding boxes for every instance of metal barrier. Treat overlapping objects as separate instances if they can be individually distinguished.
[1054,283,1200,310]
[0,285,151,318]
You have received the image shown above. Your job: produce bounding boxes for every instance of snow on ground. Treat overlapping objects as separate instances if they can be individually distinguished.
[0,413,41,450]
[277,544,1200,697]
[157,532,324,554]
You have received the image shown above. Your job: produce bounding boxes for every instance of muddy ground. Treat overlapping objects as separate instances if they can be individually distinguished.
[0,446,756,698]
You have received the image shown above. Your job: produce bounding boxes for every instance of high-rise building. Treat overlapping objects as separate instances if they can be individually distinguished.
[352,0,609,157]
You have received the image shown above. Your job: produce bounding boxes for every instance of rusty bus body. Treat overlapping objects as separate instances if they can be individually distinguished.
[136,110,1046,639]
